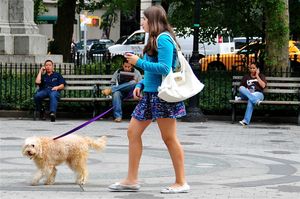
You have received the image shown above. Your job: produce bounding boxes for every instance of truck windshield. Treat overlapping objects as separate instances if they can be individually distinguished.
[125,33,145,45]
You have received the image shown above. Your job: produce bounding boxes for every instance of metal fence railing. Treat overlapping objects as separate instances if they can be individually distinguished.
[1,55,299,116]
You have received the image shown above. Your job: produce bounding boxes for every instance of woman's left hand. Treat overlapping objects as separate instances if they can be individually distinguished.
[133,87,142,100]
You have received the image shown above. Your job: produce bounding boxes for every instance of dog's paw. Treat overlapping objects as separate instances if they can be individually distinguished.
[76,179,86,185]
[44,179,55,185]
[31,181,38,186]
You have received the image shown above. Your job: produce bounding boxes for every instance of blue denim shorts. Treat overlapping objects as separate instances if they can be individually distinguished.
[131,92,186,121]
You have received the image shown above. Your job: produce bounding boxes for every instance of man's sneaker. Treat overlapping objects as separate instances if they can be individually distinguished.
[102,88,112,96]
[114,118,122,123]
[239,120,248,126]
[235,96,242,101]
[50,113,56,122]
[256,100,262,106]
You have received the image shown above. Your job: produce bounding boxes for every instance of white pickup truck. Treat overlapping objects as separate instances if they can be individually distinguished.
[108,29,235,57]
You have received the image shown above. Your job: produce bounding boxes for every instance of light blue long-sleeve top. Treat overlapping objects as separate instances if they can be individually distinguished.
[135,33,177,92]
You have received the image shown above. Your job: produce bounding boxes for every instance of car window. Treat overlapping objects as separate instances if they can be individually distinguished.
[76,40,99,49]
[222,35,230,43]
[99,39,114,48]
[238,42,264,54]
[235,41,246,50]
[116,35,128,44]
[125,33,145,45]
[91,43,106,50]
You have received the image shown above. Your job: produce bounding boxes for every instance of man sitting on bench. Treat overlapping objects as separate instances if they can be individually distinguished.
[102,57,142,122]
[34,60,66,122]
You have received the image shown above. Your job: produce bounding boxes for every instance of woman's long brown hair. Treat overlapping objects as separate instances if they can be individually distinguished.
[143,5,179,56]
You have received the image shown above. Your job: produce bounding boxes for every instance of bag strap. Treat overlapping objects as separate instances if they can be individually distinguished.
[156,32,185,75]
[156,32,180,52]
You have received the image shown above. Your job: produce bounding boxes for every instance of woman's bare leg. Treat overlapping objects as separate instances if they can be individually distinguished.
[157,118,186,187]
[121,117,151,185]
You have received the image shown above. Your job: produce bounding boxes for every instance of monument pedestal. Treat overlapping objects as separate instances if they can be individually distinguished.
[0,54,63,64]
[14,34,47,55]
[0,34,14,54]
[0,0,62,63]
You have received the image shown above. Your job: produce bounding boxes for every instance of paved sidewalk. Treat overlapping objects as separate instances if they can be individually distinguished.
[0,118,300,199]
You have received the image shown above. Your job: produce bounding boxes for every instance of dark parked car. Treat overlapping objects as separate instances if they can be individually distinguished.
[115,35,128,44]
[88,42,109,60]
[99,39,115,48]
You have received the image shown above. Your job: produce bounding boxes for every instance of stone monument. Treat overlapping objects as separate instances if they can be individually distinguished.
[0,0,62,63]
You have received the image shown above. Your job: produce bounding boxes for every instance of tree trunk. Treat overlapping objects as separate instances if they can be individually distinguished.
[53,0,76,62]
[264,0,289,74]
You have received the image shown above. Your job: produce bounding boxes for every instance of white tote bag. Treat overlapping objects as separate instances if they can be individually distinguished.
[157,33,204,102]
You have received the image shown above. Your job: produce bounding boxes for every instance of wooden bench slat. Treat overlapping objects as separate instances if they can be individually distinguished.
[264,77,300,81]
[64,75,112,79]
[66,80,111,84]
[60,98,97,101]
[229,100,300,105]
[264,89,299,94]
[265,83,300,87]
[64,86,95,90]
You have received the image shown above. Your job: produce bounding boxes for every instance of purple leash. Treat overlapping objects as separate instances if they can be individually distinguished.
[53,106,113,140]
[53,85,136,140]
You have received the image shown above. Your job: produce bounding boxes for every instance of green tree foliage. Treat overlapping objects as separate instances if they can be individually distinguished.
[88,0,138,39]
[33,0,47,23]
[166,0,264,42]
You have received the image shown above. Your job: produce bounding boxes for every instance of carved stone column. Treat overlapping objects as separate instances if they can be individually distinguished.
[0,0,13,54]
[9,0,47,55]
[0,0,62,63]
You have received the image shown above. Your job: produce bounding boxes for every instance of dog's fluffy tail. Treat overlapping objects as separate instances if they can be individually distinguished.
[85,136,107,151]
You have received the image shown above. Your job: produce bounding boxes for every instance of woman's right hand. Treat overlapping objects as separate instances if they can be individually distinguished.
[133,87,142,100]
[124,53,139,66]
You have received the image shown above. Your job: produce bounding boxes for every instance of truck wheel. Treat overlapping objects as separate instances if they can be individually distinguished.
[207,61,226,71]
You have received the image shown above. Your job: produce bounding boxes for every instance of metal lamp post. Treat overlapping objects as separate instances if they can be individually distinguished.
[183,0,206,122]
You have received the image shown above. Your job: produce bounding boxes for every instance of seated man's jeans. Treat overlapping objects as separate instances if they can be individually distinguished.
[34,88,60,113]
[239,86,264,125]
[112,82,135,119]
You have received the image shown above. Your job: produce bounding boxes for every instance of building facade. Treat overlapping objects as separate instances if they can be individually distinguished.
[37,0,156,43]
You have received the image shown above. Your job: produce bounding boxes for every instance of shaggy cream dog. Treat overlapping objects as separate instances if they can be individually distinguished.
[22,134,107,185]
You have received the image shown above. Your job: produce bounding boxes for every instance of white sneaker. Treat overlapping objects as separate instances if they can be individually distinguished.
[239,120,248,126]
[160,183,190,194]
[256,100,262,106]
[235,96,241,101]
